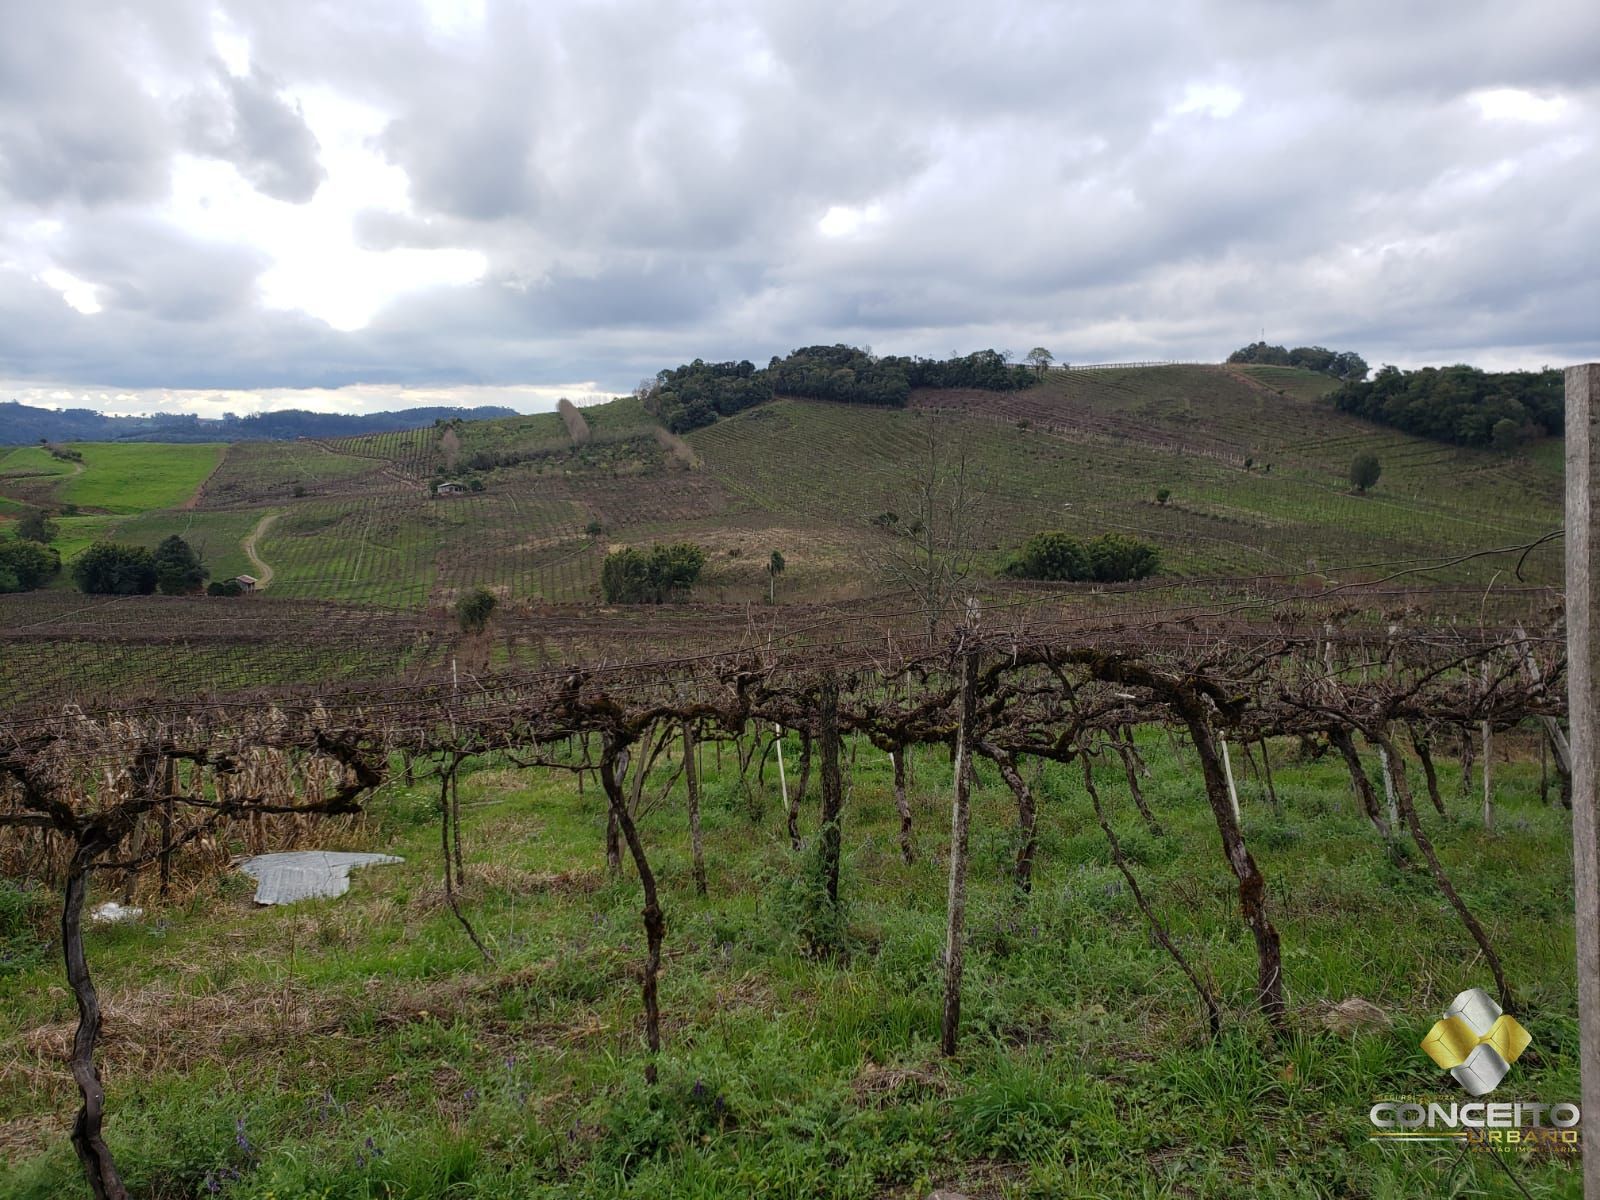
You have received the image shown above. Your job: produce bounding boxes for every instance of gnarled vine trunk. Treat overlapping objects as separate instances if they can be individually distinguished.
[1187,715,1285,1031]
[891,748,914,864]
[63,846,129,1200]
[982,743,1035,894]
[1370,726,1511,1009]
[600,741,665,1082]
[1330,727,1393,840]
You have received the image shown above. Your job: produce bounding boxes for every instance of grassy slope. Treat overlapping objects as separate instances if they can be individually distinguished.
[54,443,225,514]
[691,391,1559,586]
[0,372,1564,607]
[0,736,1577,1198]
[0,444,228,585]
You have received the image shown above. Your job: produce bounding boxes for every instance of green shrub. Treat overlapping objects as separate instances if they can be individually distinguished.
[0,539,60,592]
[1004,531,1160,582]
[764,839,851,958]
[456,587,497,633]
[601,542,706,603]
[1350,452,1381,493]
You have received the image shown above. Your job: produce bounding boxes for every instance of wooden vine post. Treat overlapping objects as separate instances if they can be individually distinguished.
[683,720,706,896]
[1564,361,1600,1196]
[941,631,979,1056]
[817,680,844,909]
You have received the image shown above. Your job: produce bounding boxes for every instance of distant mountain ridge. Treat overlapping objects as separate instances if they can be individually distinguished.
[0,400,520,445]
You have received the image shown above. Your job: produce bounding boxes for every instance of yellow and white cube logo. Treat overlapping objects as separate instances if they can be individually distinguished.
[1421,988,1532,1097]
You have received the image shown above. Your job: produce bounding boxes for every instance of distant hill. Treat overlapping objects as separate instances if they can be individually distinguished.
[0,366,1562,627]
[0,400,520,445]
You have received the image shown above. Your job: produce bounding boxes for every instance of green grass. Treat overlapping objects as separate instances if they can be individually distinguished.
[50,443,225,514]
[693,369,1561,588]
[0,733,1580,1197]
[35,514,121,566]
[101,509,270,582]
[0,447,78,485]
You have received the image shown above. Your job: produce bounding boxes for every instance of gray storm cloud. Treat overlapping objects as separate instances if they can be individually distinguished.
[0,0,1595,412]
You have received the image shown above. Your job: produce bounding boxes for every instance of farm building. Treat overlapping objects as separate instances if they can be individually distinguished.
[232,574,259,592]
[435,481,467,496]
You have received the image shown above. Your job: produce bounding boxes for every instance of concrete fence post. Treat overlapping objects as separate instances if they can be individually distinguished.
[1565,362,1600,1196]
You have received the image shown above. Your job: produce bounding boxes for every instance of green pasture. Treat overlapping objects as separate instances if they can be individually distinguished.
[0,731,1578,1198]
[52,443,223,513]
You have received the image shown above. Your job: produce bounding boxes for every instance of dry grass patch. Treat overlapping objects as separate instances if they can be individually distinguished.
[851,1060,952,1109]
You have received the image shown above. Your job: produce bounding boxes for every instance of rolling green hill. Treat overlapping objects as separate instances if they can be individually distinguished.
[0,366,1563,611]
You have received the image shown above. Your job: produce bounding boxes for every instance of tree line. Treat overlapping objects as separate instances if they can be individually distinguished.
[0,401,519,446]
[1227,342,1369,381]
[647,346,1039,433]
[1332,364,1562,450]
[0,525,226,597]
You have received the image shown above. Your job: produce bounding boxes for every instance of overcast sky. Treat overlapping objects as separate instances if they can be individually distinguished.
[1,0,1596,417]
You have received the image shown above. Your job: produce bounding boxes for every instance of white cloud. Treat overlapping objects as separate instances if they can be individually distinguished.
[817,203,884,239]
[210,8,252,76]
[1471,87,1569,123]
[1172,82,1243,120]
[420,0,486,40]
[166,84,488,330]
[0,0,1595,408]
[37,268,101,315]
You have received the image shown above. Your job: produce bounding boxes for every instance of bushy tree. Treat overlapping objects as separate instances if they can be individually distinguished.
[1349,452,1382,493]
[1084,533,1161,582]
[1490,417,1526,452]
[1005,531,1160,582]
[0,539,60,592]
[601,543,707,603]
[152,535,207,595]
[1003,530,1089,582]
[71,543,157,595]
[206,579,244,597]
[652,358,774,433]
[1333,364,1559,448]
[456,587,498,633]
[14,508,57,543]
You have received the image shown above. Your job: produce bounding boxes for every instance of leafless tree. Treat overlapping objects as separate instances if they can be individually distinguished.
[868,417,993,646]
